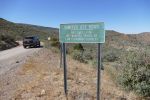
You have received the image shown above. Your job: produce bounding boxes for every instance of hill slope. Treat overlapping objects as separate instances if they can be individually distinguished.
[0,18,59,40]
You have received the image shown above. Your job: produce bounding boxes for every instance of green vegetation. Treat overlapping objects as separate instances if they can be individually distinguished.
[72,50,87,63]
[0,34,19,51]
[73,43,84,51]
[50,37,60,48]
[71,44,94,63]
[118,50,150,97]
[103,47,121,62]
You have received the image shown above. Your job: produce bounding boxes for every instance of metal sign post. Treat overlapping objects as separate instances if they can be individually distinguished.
[97,43,102,100]
[62,43,67,95]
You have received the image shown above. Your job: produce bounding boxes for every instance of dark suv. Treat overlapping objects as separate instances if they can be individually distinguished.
[23,36,40,48]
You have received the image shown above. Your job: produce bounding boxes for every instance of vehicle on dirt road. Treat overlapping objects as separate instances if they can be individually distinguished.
[23,36,40,48]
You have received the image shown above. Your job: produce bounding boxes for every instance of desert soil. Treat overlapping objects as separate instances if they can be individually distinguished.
[0,48,141,100]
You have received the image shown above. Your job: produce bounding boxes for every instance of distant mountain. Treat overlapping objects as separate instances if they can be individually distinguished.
[0,18,59,40]
[17,23,58,35]
[136,32,150,43]
[126,32,150,47]
[105,30,128,46]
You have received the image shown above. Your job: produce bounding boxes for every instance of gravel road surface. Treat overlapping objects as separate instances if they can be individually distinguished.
[0,45,41,75]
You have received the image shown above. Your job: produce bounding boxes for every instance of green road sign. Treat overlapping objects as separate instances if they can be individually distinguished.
[59,22,105,43]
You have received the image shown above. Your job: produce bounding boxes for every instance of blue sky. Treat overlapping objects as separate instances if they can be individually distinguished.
[0,0,150,34]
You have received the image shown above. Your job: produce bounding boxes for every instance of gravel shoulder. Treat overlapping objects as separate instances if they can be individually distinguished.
[0,45,42,75]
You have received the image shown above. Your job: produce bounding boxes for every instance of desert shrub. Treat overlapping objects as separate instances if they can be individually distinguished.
[0,34,14,42]
[91,59,104,70]
[0,34,18,50]
[104,52,118,62]
[118,51,150,97]
[0,42,7,50]
[51,47,60,53]
[72,50,87,63]
[73,43,84,51]
[50,37,60,48]
[83,51,93,60]
[72,44,91,63]
[103,47,121,62]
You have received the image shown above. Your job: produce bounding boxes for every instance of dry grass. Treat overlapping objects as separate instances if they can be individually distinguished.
[1,49,142,100]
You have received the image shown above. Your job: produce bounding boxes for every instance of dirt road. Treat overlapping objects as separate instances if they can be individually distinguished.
[0,45,41,75]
